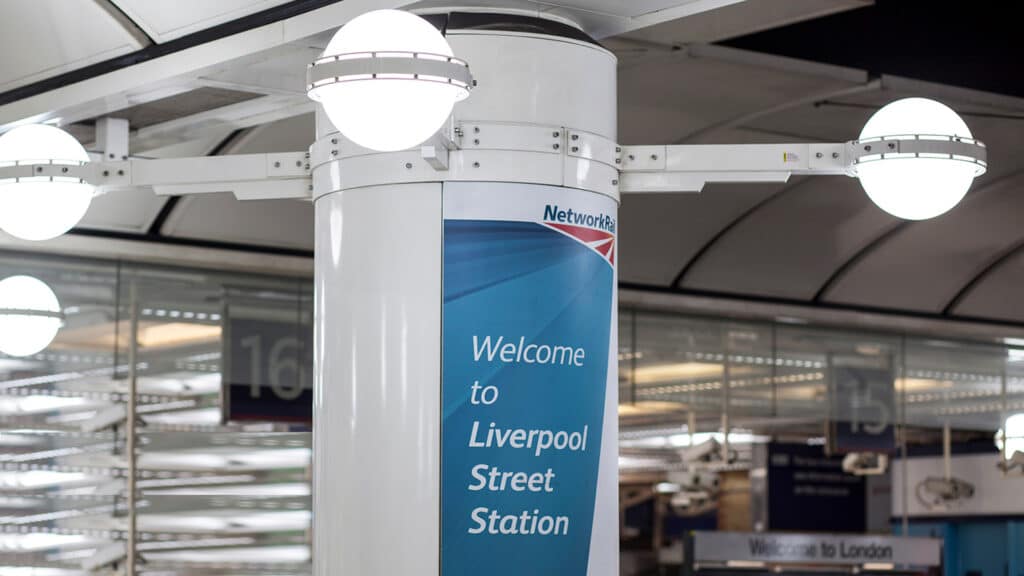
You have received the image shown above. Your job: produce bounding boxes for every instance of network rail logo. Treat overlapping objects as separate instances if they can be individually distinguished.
[542,204,616,265]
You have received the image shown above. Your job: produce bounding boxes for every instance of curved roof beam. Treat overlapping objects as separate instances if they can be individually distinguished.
[94,0,156,47]
[944,240,1024,316]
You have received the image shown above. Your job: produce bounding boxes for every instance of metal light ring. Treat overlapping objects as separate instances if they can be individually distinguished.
[0,308,65,320]
[0,177,90,186]
[306,52,475,97]
[851,154,988,177]
[856,133,985,147]
[310,50,469,67]
[848,135,987,176]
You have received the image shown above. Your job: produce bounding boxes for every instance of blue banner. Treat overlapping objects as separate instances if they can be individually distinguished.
[442,183,616,576]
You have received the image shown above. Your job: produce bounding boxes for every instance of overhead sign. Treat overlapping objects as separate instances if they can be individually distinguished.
[761,443,866,533]
[222,299,313,424]
[441,182,617,576]
[692,531,941,567]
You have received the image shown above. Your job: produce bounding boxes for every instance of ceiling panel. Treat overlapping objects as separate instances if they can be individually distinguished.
[614,0,871,46]
[162,193,313,251]
[0,0,143,93]
[618,183,779,286]
[680,176,896,300]
[617,47,864,145]
[823,172,1024,313]
[111,0,293,43]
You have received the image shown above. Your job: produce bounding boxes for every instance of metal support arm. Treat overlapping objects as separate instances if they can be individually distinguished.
[0,152,313,201]
[0,130,982,201]
[618,143,850,193]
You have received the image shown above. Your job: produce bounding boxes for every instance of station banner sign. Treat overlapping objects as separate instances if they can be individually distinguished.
[441,182,618,576]
[692,531,941,567]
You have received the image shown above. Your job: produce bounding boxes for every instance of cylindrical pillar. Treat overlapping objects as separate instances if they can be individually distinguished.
[313,15,618,576]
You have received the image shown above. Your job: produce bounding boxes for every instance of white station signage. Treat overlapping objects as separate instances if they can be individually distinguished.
[692,532,941,567]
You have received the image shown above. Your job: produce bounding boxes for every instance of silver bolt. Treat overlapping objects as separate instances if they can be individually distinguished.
[117,170,124,176]
[473,161,480,168]
[571,146,579,153]
[331,150,338,156]
[553,143,560,150]
[474,139,480,145]
[651,154,658,161]
[888,142,896,150]
[274,161,281,168]
[331,138,338,145]
[615,147,622,153]
[405,162,413,169]
[832,152,840,159]
[615,158,621,164]
[628,154,635,161]
[552,131,560,138]
[61,167,68,173]
[102,170,109,177]
[571,134,579,141]
[612,179,619,186]
[815,152,823,159]
[474,127,480,134]
[296,161,302,167]
[108,153,115,159]
[864,145,872,152]
[36,167,42,173]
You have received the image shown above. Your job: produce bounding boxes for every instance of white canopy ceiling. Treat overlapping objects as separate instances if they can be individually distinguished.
[2,0,1023,325]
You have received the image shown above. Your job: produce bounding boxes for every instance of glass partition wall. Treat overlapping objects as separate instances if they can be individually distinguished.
[0,252,312,576]
[618,308,1021,475]
[2,250,1023,573]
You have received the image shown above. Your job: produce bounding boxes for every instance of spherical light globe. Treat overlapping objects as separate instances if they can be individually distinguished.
[309,10,466,152]
[997,413,1024,458]
[857,98,977,220]
[0,124,93,241]
[0,275,62,357]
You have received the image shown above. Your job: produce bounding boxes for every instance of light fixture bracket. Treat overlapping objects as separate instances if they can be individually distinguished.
[847,134,987,176]
[306,51,475,98]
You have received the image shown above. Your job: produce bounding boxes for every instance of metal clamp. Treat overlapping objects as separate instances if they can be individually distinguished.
[307,51,474,98]
[847,134,987,175]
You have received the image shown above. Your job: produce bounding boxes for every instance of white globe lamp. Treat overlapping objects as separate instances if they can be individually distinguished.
[0,275,63,357]
[0,124,93,241]
[997,413,1024,459]
[307,9,474,152]
[854,98,985,220]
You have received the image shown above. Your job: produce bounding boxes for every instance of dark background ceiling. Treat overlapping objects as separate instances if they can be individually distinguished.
[726,0,1024,99]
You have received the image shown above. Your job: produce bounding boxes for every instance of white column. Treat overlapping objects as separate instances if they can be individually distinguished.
[313,18,618,576]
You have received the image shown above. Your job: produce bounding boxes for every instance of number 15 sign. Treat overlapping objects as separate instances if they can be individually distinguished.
[221,297,313,424]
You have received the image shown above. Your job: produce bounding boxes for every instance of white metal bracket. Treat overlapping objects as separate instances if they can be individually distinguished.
[0,153,314,201]
[618,142,850,193]
[421,130,456,171]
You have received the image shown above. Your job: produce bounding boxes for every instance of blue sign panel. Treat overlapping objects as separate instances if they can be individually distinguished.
[442,183,617,576]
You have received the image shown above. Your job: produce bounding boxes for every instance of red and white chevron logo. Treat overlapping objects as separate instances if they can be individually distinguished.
[544,222,615,265]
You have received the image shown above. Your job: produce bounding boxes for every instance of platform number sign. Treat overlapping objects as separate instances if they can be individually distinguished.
[829,363,896,454]
[222,301,313,424]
